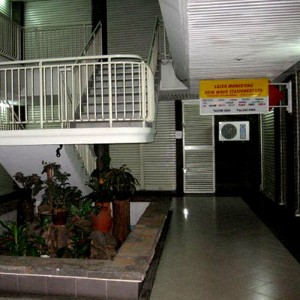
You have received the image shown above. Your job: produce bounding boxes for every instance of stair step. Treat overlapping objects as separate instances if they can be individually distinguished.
[92,78,143,87]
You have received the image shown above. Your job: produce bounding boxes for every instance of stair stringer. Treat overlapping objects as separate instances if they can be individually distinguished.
[0,144,92,201]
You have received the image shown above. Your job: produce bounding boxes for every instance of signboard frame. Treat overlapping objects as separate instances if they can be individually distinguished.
[200,78,269,115]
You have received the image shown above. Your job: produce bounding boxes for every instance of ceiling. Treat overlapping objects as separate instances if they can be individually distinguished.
[160,0,300,94]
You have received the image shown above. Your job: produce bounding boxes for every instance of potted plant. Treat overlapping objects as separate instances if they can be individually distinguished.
[105,165,139,245]
[70,198,94,230]
[86,173,113,233]
[38,162,82,225]
[14,172,43,198]
[106,165,138,200]
[14,172,43,224]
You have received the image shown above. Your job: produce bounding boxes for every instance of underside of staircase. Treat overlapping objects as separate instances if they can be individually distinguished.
[0,144,92,197]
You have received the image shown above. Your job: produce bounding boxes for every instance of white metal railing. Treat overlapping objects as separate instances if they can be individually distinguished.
[147,18,168,130]
[0,13,23,60]
[72,21,101,175]
[79,21,102,57]
[148,19,170,72]
[159,20,171,62]
[0,54,155,130]
[0,99,25,130]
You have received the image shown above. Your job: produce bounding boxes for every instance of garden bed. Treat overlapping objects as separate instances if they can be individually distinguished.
[0,197,171,299]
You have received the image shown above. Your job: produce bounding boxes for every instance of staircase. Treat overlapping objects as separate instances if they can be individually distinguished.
[75,58,153,129]
[0,19,165,195]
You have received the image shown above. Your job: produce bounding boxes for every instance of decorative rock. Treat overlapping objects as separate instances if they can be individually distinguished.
[89,230,117,260]
[89,230,106,245]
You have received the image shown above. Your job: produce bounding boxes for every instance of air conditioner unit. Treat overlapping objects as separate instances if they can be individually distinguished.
[219,121,250,141]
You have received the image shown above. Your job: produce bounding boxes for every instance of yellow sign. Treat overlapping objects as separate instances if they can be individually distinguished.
[200,78,269,99]
[200,78,269,115]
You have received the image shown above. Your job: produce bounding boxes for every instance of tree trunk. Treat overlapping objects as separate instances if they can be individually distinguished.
[94,144,110,172]
[112,199,130,247]
[46,224,68,255]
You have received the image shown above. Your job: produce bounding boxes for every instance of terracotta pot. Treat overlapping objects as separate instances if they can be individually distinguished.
[92,202,112,233]
[52,208,68,225]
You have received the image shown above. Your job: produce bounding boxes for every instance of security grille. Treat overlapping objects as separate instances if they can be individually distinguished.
[183,101,215,193]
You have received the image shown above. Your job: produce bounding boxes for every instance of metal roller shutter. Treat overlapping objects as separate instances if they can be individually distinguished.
[109,144,141,190]
[110,100,176,191]
[25,0,91,27]
[107,0,162,60]
[278,106,288,205]
[261,111,276,201]
[143,100,176,191]
[24,0,92,59]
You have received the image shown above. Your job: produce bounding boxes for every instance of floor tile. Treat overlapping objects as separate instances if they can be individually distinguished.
[150,196,300,300]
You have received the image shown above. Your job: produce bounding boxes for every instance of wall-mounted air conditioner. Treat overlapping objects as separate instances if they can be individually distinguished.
[219,121,250,141]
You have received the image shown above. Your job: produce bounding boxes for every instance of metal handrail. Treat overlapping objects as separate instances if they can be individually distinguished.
[0,54,154,129]
[79,21,102,57]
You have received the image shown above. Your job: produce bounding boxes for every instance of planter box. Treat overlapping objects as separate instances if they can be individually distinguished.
[0,198,171,299]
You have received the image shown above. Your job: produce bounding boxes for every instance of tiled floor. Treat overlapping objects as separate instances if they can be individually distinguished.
[150,196,300,300]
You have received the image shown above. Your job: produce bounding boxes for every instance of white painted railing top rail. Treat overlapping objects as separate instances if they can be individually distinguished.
[0,54,155,131]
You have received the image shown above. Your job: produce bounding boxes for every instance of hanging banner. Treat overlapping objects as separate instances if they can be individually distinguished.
[200,78,269,115]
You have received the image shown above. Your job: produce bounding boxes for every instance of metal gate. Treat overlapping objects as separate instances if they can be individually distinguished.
[183,101,215,193]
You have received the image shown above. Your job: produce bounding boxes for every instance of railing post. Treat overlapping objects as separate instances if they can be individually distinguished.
[108,57,113,127]
[39,61,44,129]
[141,62,146,126]
[146,66,155,122]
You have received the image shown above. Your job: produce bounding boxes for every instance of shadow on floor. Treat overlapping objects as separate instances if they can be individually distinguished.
[242,191,300,264]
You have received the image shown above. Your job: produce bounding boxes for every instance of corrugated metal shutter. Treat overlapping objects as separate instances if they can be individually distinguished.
[183,101,215,193]
[279,106,288,205]
[24,0,92,59]
[25,0,91,27]
[110,100,176,191]
[107,0,162,60]
[0,163,15,196]
[0,0,11,17]
[109,144,141,190]
[261,111,276,201]
[143,100,176,191]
